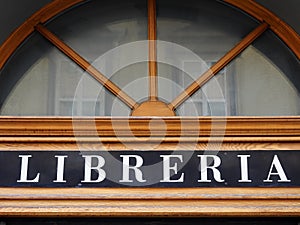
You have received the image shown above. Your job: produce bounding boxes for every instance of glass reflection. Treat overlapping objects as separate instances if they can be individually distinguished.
[157,0,259,98]
[178,31,300,116]
[0,0,299,116]
[0,34,130,116]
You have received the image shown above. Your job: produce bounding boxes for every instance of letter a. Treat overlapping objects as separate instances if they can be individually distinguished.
[264,155,291,183]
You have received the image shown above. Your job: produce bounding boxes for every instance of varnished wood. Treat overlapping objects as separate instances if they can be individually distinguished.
[0,188,299,217]
[0,117,299,150]
[131,101,175,116]
[169,23,269,110]
[1,117,300,138]
[1,116,300,137]
[0,188,299,200]
[0,199,299,217]
[1,137,300,144]
[148,0,158,101]
[0,118,299,217]
[1,139,300,151]
[224,0,300,60]
[35,24,138,110]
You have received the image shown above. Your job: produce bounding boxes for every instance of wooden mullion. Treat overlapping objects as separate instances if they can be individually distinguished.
[35,24,138,110]
[169,22,269,110]
[148,0,158,101]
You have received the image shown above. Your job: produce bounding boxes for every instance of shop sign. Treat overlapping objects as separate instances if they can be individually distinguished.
[0,151,298,187]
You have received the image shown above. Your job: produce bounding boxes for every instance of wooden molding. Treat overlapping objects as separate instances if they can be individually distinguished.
[0,117,299,216]
[0,117,299,150]
[1,188,299,200]
[1,117,299,137]
[0,199,299,217]
[0,188,299,216]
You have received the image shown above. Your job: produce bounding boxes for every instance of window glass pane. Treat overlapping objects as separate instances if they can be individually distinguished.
[109,62,149,104]
[0,33,130,116]
[178,30,300,116]
[0,1,299,117]
[157,0,259,100]
[47,0,148,103]
[47,0,147,62]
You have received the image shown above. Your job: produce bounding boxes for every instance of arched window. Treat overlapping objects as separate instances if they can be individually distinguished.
[0,0,299,217]
[0,0,299,116]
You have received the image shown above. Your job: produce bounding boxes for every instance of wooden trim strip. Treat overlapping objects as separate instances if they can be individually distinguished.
[148,0,158,101]
[224,0,300,60]
[0,188,299,200]
[1,117,300,137]
[35,24,138,110]
[0,188,299,217]
[1,142,300,151]
[2,136,300,143]
[0,199,299,217]
[169,22,269,110]
[0,117,299,150]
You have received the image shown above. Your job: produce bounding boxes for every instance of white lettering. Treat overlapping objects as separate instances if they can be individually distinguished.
[238,155,252,182]
[53,155,68,183]
[198,155,225,183]
[81,155,106,183]
[264,155,291,183]
[160,155,184,183]
[120,155,146,183]
[17,155,40,183]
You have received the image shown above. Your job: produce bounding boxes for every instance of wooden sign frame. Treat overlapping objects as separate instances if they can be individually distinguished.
[0,117,299,217]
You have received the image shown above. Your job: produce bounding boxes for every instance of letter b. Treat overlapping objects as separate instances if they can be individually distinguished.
[81,155,106,183]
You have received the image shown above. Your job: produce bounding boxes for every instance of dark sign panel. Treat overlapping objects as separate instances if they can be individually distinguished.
[0,151,298,187]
